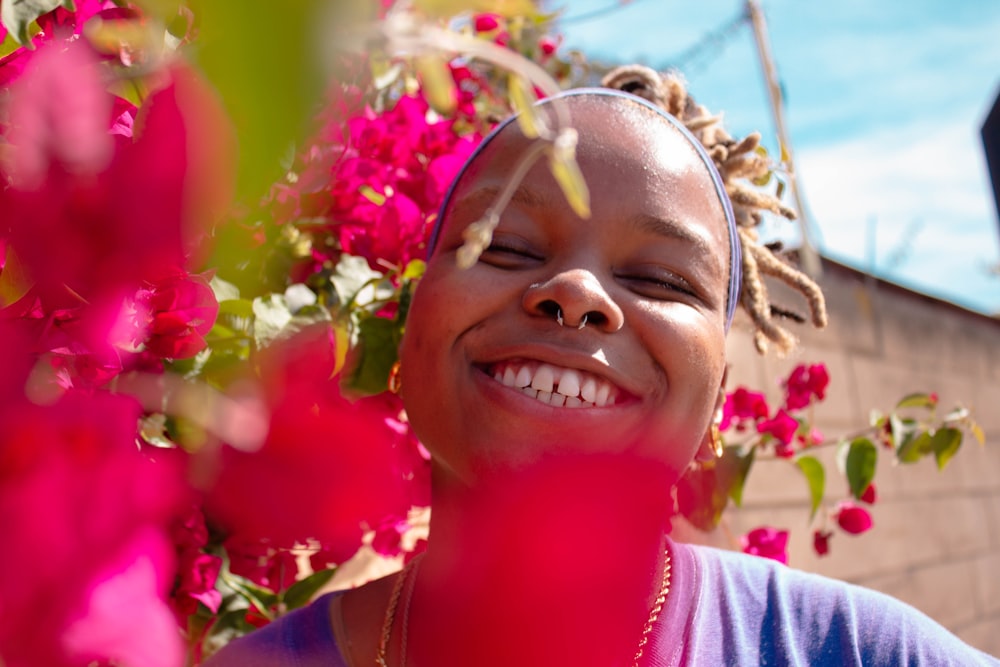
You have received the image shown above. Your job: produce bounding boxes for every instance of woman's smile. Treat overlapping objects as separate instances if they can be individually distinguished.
[400,93,731,482]
[485,359,622,408]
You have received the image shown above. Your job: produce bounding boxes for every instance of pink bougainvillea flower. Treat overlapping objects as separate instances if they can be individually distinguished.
[473,13,501,32]
[5,40,114,190]
[720,386,770,432]
[288,93,482,272]
[61,528,180,667]
[797,425,824,447]
[859,482,878,505]
[0,392,186,667]
[135,272,219,359]
[783,363,830,410]
[371,516,410,558]
[538,35,560,57]
[740,526,789,565]
[3,51,234,312]
[836,501,874,535]
[205,324,412,559]
[813,530,832,557]
[224,537,298,594]
[757,408,799,446]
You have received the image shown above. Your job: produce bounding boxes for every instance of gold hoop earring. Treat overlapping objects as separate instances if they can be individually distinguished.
[710,423,724,458]
[388,361,402,394]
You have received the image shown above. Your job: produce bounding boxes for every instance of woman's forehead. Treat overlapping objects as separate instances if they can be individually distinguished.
[455,96,722,223]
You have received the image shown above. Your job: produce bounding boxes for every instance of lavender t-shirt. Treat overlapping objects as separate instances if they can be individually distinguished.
[204,542,997,666]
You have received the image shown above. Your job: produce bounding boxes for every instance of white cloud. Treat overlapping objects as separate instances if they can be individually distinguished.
[797,119,1000,312]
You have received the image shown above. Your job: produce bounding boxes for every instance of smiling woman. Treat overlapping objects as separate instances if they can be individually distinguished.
[204,84,997,667]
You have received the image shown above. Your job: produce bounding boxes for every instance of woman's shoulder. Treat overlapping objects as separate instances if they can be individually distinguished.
[201,591,349,667]
[672,542,999,666]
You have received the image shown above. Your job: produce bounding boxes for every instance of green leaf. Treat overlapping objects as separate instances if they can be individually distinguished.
[282,568,336,610]
[971,421,986,446]
[845,437,877,499]
[795,455,825,520]
[508,72,542,139]
[218,298,255,319]
[897,430,933,463]
[895,392,937,410]
[415,53,457,116]
[187,0,325,203]
[675,462,729,532]
[210,275,241,302]
[1,0,63,46]
[344,314,400,396]
[0,245,34,306]
[402,259,426,281]
[547,133,591,219]
[931,427,962,470]
[222,572,278,622]
[722,445,755,508]
[1,29,21,57]
[329,254,385,307]
[251,294,293,347]
[888,415,921,452]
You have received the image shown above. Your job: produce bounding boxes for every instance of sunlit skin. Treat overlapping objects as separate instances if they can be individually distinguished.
[337,95,734,666]
[401,94,731,485]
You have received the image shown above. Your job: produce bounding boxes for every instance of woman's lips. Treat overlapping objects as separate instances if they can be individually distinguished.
[484,359,623,408]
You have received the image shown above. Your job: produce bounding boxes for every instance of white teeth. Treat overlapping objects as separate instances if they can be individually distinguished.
[531,365,554,393]
[595,383,611,407]
[491,361,618,409]
[557,369,580,398]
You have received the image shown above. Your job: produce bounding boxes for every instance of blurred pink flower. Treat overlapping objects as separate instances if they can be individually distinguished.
[813,530,832,557]
[741,526,789,565]
[136,272,219,359]
[62,529,180,667]
[836,502,874,535]
[757,409,799,447]
[720,387,770,432]
[2,51,233,310]
[859,482,878,505]
[205,325,412,557]
[783,363,829,410]
[0,392,186,667]
[473,13,501,32]
[169,505,222,623]
[371,516,410,557]
[225,538,297,594]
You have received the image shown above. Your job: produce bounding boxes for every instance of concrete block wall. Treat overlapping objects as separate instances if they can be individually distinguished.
[682,259,1000,656]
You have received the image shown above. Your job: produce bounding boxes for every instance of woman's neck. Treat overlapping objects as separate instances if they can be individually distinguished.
[404,456,676,667]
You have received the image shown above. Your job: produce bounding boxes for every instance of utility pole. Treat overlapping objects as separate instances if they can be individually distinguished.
[746,0,822,278]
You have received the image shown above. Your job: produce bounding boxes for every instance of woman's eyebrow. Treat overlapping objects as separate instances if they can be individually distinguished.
[628,212,713,255]
[454,184,548,212]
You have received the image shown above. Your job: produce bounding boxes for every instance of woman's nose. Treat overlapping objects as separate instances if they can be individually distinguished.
[522,268,625,332]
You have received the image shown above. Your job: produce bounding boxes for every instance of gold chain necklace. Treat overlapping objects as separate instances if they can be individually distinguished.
[375,548,672,667]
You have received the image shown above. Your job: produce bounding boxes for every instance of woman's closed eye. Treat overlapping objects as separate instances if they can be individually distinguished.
[480,238,543,268]
[619,269,698,300]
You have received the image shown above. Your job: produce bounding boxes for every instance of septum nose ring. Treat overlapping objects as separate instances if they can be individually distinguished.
[556,308,587,330]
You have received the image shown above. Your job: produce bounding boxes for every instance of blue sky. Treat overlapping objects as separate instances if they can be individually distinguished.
[550,0,1000,314]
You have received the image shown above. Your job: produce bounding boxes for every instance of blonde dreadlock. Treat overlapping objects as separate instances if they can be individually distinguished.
[601,64,827,354]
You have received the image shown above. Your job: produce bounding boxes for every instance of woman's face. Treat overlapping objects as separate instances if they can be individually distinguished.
[400,96,730,484]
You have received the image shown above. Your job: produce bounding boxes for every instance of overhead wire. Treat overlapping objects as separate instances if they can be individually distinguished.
[558,0,651,26]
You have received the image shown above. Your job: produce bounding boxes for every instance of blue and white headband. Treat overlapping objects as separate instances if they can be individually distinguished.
[428,87,742,331]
